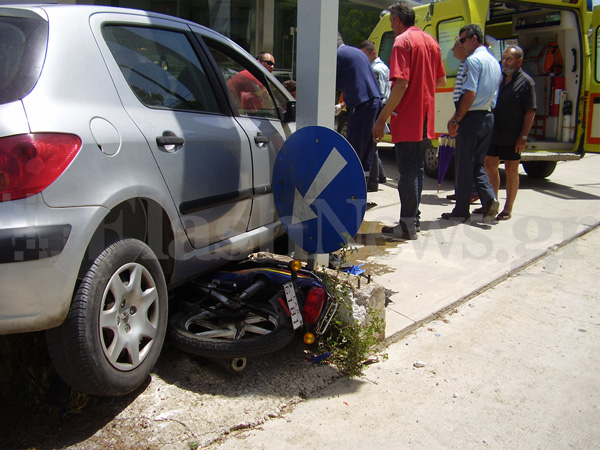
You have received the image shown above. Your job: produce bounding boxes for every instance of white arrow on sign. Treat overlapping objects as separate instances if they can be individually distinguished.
[291,146,348,225]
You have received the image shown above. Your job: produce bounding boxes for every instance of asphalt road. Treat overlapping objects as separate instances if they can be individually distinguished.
[212,225,600,449]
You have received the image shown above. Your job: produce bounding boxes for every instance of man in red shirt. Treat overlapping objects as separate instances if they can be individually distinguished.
[227,52,275,113]
[373,1,446,240]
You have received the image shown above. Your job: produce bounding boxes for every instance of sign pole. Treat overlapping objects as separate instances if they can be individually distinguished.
[296,0,339,269]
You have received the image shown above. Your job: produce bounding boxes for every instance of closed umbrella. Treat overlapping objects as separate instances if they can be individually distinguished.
[437,134,455,192]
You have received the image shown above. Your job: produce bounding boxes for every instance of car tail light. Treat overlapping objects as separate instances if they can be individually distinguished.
[0,133,81,202]
[302,286,326,325]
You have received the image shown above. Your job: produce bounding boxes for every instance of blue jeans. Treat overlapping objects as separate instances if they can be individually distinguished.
[395,139,426,234]
[453,111,496,217]
[347,97,381,173]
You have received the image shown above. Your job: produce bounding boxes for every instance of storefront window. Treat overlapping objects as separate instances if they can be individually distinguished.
[93,0,255,53]
[274,0,297,82]
[85,0,380,81]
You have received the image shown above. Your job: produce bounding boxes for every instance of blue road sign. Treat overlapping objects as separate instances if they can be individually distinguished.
[272,126,366,254]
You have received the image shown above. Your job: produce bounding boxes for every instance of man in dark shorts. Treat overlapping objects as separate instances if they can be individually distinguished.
[484,45,536,221]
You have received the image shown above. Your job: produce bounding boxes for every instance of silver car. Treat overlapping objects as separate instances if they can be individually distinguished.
[0,4,295,396]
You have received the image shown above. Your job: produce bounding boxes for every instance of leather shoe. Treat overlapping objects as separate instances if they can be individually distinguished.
[381,225,417,240]
[446,193,479,203]
[482,199,500,224]
[378,175,387,183]
[367,184,379,192]
[440,212,470,222]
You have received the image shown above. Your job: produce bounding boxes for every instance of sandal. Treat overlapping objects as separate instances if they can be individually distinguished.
[496,211,511,221]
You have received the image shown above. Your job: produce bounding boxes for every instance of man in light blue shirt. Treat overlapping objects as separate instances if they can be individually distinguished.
[442,24,501,223]
[447,37,480,204]
[462,46,501,111]
[359,39,390,190]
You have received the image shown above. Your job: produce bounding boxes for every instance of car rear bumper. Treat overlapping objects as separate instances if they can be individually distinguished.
[0,199,105,334]
[0,224,71,263]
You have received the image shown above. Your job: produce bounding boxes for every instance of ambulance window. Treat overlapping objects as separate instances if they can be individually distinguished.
[437,17,466,77]
[596,25,600,83]
[379,31,395,66]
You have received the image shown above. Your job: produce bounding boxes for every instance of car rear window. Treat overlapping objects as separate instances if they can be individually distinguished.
[0,12,48,105]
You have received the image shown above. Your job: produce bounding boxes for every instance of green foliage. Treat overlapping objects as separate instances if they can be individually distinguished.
[339,3,383,47]
[315,244,387,377]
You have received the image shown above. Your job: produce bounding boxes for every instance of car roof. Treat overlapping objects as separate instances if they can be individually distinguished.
[0,3,247,57]
[0,4,214,37]
[2,3,186,21]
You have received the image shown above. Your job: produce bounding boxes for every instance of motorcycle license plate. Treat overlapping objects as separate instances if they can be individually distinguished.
[283,282,303,330]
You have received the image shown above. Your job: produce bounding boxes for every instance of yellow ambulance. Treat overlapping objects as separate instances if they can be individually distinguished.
[369,0,599,179]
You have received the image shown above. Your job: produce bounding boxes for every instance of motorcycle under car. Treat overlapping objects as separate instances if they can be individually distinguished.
[168,259,336,372]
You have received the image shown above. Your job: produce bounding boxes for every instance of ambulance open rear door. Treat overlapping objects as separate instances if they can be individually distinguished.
[585,6,600,153]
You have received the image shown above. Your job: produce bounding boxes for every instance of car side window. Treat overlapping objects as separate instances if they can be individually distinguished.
[102,25,220,113]
[266,77,290,115]
[204,42,279,119]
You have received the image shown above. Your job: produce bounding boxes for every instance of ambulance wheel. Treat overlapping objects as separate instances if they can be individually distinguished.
[522,161,557,179]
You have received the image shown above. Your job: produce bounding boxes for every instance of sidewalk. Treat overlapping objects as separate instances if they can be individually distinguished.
[213,218,600,450]
[349,149,600,340]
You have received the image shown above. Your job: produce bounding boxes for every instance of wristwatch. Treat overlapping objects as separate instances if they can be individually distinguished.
[451,119,459,126]
[521,135,528,141]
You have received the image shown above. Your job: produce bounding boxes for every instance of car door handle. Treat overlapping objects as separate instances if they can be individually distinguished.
[254,133,270,145]
[156,132,185,147]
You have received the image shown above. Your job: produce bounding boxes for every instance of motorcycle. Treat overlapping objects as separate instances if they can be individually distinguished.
[168,258,336,372]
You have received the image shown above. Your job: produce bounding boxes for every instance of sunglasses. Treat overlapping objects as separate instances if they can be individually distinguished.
[260,60,275,67]
[459,35,472,44]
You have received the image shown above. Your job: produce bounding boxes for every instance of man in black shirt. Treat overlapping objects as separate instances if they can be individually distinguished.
[484,45,536,221]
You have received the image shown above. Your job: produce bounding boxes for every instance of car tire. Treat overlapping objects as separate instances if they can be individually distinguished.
[46,239,168,396]
[337,113,348,138]
[522,161,557,179]
[425,143,445,179]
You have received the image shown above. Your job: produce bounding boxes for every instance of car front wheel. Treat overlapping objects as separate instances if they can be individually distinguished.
[46,239,168,396]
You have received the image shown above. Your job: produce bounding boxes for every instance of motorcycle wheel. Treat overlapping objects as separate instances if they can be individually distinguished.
[169,302,295,359]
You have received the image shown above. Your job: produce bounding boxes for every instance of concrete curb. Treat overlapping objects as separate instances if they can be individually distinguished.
[350,151,600,347]
[382,221,600,348]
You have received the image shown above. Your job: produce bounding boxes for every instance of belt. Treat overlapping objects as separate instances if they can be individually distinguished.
[467,109,491,114]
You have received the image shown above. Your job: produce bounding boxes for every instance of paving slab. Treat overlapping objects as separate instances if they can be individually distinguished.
[347,149,600,339]
[213,225,600,450]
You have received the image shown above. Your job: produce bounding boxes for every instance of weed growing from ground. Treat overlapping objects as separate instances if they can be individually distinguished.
[314,244,387,377]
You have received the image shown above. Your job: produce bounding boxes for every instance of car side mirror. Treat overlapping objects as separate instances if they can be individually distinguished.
[284,101,296,123]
